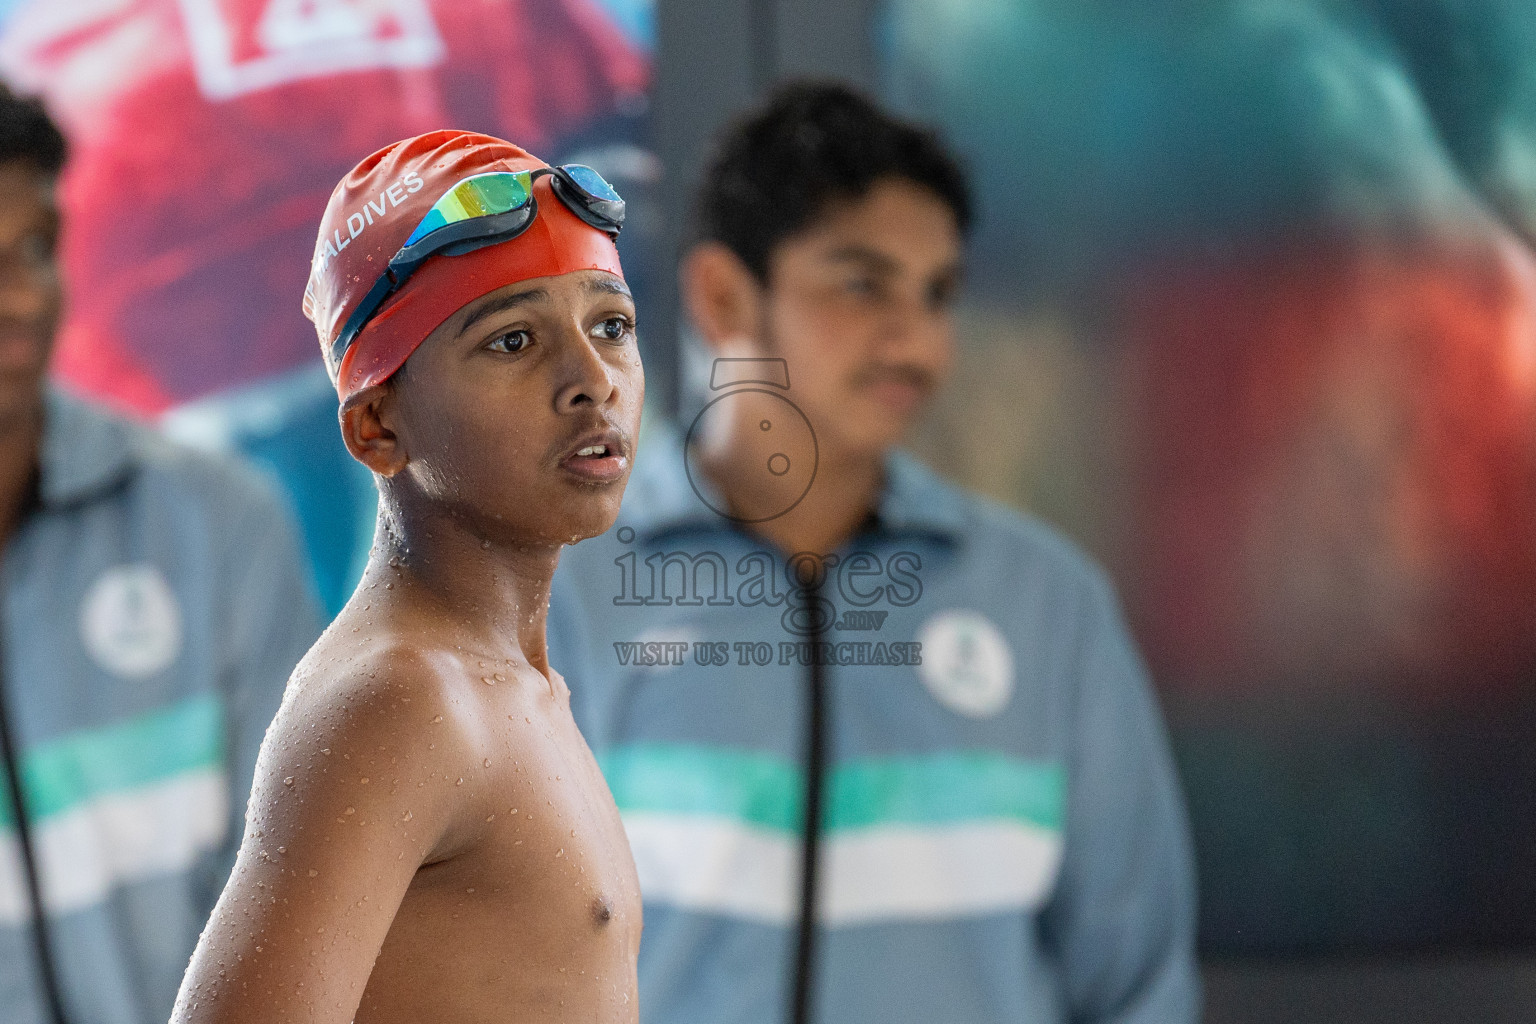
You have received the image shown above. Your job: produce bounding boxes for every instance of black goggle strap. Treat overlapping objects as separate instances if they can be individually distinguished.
[330,268,400,374]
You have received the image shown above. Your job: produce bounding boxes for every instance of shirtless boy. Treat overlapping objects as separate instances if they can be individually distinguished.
[172,131,644,1024]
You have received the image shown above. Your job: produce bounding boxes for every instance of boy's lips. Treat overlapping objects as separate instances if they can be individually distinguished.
[0,331,46,372]
[558,428,630,482]
[859,370,932,417]
[864,376,928,414]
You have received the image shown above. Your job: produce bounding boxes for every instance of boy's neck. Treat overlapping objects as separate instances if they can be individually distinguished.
[703,439,886,557]
[365,507,563,678]
[0,403,42,549]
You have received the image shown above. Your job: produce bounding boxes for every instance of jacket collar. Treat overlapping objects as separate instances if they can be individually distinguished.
[623,421,966,545]
[38,389,137,509]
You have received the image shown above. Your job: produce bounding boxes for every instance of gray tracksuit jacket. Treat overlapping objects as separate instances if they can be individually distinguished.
[550,423,1199,1024]
[0,392,319,1024]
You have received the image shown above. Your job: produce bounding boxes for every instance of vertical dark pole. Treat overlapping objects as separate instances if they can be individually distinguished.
[0,591,68,1024]
[749,0,778,93]
[772,0,881,87]
[790,575,828,1024]
[653,0,759,422]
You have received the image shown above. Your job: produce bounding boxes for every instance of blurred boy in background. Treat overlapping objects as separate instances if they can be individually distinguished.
[0,85,318,1024]
[551,82,1197,1024]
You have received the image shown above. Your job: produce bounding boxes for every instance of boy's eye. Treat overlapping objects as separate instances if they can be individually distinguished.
[593,316,633,342]
[1,231,55,277]
[487,329,530,353]
[927,276,958,310]
[19,231,52,266]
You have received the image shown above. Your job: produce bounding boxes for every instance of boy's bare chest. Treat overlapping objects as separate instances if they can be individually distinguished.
[363,700,639,1022]
[438,708,640,940]
[498,741,636,896]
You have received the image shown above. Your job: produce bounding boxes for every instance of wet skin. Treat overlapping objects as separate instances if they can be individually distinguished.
[172,269,644,1024]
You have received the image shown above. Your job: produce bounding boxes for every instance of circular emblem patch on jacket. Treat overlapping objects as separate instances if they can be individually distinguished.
[80,565,184,679]
[916,610,1014,718]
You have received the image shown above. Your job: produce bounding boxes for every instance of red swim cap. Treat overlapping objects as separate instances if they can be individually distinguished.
[303,130,624,399]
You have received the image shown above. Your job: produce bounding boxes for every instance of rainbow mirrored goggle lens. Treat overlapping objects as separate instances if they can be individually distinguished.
[330,164,625,372]
[402,170,535,248]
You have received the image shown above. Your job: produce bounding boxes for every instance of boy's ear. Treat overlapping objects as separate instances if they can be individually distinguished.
[339,384,408,477]
[679,241,763,353]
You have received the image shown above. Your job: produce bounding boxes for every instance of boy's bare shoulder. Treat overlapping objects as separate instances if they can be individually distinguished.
[252,621,528,858]
[272,612,561,790]
[281,621,493,752]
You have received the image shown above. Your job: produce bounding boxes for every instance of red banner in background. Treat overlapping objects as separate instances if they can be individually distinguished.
[1,0,647,413]
[1123,225,1536,700]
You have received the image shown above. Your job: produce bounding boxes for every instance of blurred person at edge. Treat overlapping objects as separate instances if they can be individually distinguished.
[0,85,319,1024]
[550,82,1198,1024]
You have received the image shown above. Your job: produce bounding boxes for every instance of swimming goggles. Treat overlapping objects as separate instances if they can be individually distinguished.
[331,164,625,368]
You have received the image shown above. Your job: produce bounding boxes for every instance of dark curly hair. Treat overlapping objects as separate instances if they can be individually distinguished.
[693,80,970,280]
[0,80,66,176]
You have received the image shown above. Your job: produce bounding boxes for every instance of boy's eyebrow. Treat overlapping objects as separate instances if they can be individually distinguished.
[584,277,633,300]
[457,287,550,337]
[456,278,633,338]
[822,244,900,275]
